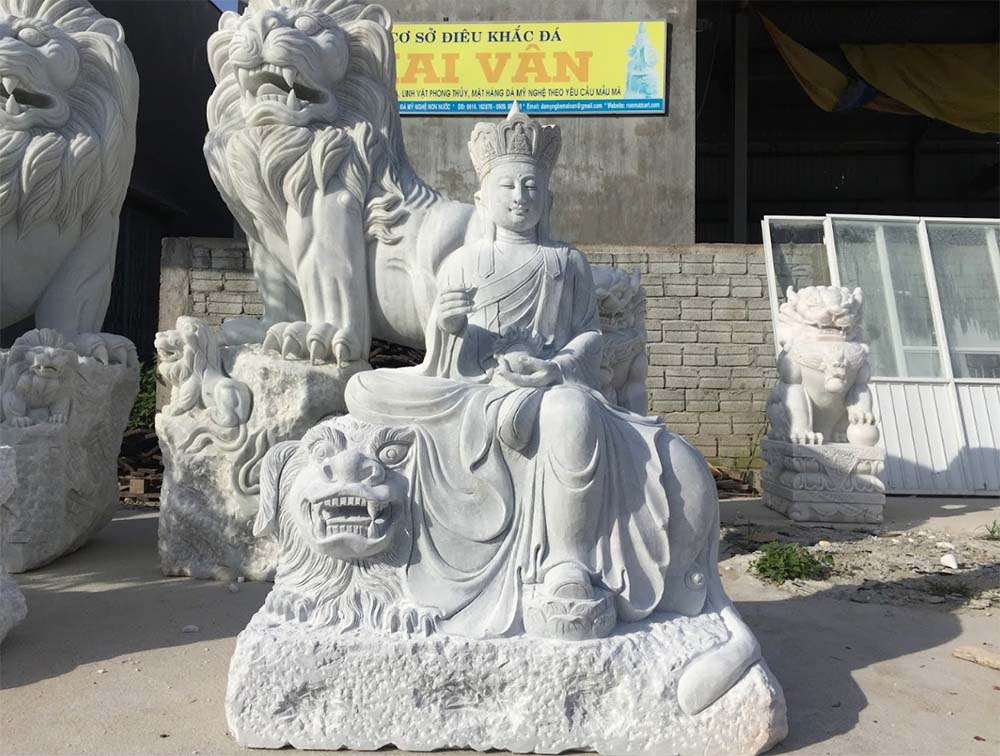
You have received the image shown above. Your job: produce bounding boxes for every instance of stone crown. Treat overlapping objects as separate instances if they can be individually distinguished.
[468,102,562,181]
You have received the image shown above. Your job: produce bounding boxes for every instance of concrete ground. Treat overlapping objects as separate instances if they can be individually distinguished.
[2,496,999,756]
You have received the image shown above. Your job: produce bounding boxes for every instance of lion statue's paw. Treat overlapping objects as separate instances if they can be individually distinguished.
[74,333,139,368]
[790,430,824,445]
[262,322,358,366]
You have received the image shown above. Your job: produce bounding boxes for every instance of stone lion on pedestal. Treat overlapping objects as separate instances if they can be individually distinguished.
[0,329,78,427]
[766,285,879,446]
[204,0,485,365]
[0,0,138,341]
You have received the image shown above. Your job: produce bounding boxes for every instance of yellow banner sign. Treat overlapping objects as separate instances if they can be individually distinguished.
[392,21,670,115]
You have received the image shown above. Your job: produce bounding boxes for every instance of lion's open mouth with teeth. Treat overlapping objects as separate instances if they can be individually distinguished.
[237,63,326,111]
[271,421,415,562]
[0,73,53,116]
[307,493,392,543]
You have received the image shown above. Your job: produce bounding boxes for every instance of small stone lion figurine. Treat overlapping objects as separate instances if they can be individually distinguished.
[154,316,253,428]
[0,329,79,427]
[593,266,649,414]
[766,285,879,446]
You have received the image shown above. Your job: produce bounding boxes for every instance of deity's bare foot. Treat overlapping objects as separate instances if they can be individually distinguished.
[523,562,615,641]
[262,322,359,366]
[542,561,595,600]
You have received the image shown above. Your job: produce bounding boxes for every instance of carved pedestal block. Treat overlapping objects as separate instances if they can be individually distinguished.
[157,345,367,580]
[0,356,139,572]
[761,439,886,529]
[0,447,26,642]
[226,610,787,756]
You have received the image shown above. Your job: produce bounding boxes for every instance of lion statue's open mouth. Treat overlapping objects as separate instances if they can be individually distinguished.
[0,73,53,116]
[305,491,392,546]
[237,62,327,113]
[253,416,439,634]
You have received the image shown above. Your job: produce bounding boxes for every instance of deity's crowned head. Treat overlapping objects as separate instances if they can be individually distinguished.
[469,103,562,235]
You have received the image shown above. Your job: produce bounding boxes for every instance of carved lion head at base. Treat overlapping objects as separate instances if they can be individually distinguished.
[254,415,438,634]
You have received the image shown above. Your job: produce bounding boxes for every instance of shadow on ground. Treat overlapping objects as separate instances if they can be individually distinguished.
[1,510,270,690]
[3,509,998,756]
[733,566,997,754]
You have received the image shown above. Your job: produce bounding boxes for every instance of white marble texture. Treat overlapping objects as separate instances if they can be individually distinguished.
[761,439,886,529]
[0,330,138,572]
[156,338,367,580]
[205,0,485,365]
[0,0,139,338]
[0,447,26,642]
[227,609,787,756]
[221,88,786,752]
[765,286,878,447]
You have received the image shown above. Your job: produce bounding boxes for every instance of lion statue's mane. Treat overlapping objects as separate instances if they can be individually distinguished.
[255,419,438,635]
[204,0,436,248]
[0,0,138,239]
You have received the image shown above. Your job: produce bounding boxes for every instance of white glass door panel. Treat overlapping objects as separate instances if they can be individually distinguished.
[925,222,1000,379]
[831,218,944,379]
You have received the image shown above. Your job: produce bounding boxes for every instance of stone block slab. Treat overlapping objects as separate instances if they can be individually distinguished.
[227,611,787,755]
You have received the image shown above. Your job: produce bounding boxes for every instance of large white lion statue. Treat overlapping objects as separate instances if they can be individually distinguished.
[205,0,486,365]
[0,0,138,341]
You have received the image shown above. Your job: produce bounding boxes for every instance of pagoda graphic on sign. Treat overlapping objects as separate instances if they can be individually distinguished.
[625,21,660,99]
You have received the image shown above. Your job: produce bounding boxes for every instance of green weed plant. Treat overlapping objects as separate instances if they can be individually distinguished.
[751,541,833,585]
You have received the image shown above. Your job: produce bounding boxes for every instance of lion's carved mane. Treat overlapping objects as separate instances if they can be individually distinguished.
[0,0,138,238]
[256,420,438,635]
[204,0,437,247]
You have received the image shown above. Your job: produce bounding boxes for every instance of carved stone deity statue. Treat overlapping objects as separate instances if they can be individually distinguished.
[762,285,886,527]
[344,103,692,637]
[226,107,787,756]
[160,0,650,581]
[0,0,140,570]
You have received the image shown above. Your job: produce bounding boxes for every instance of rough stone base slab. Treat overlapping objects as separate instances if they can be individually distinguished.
[226,612,787,756]
[0,570,26,643]
[0,447,26,642]
[157,346,366,580]
[0,362,138,572]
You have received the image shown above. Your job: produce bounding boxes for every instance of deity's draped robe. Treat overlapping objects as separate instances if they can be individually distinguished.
[345,240,674,637]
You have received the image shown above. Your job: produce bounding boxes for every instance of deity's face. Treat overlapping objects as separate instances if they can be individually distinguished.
[479,160,548,234]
